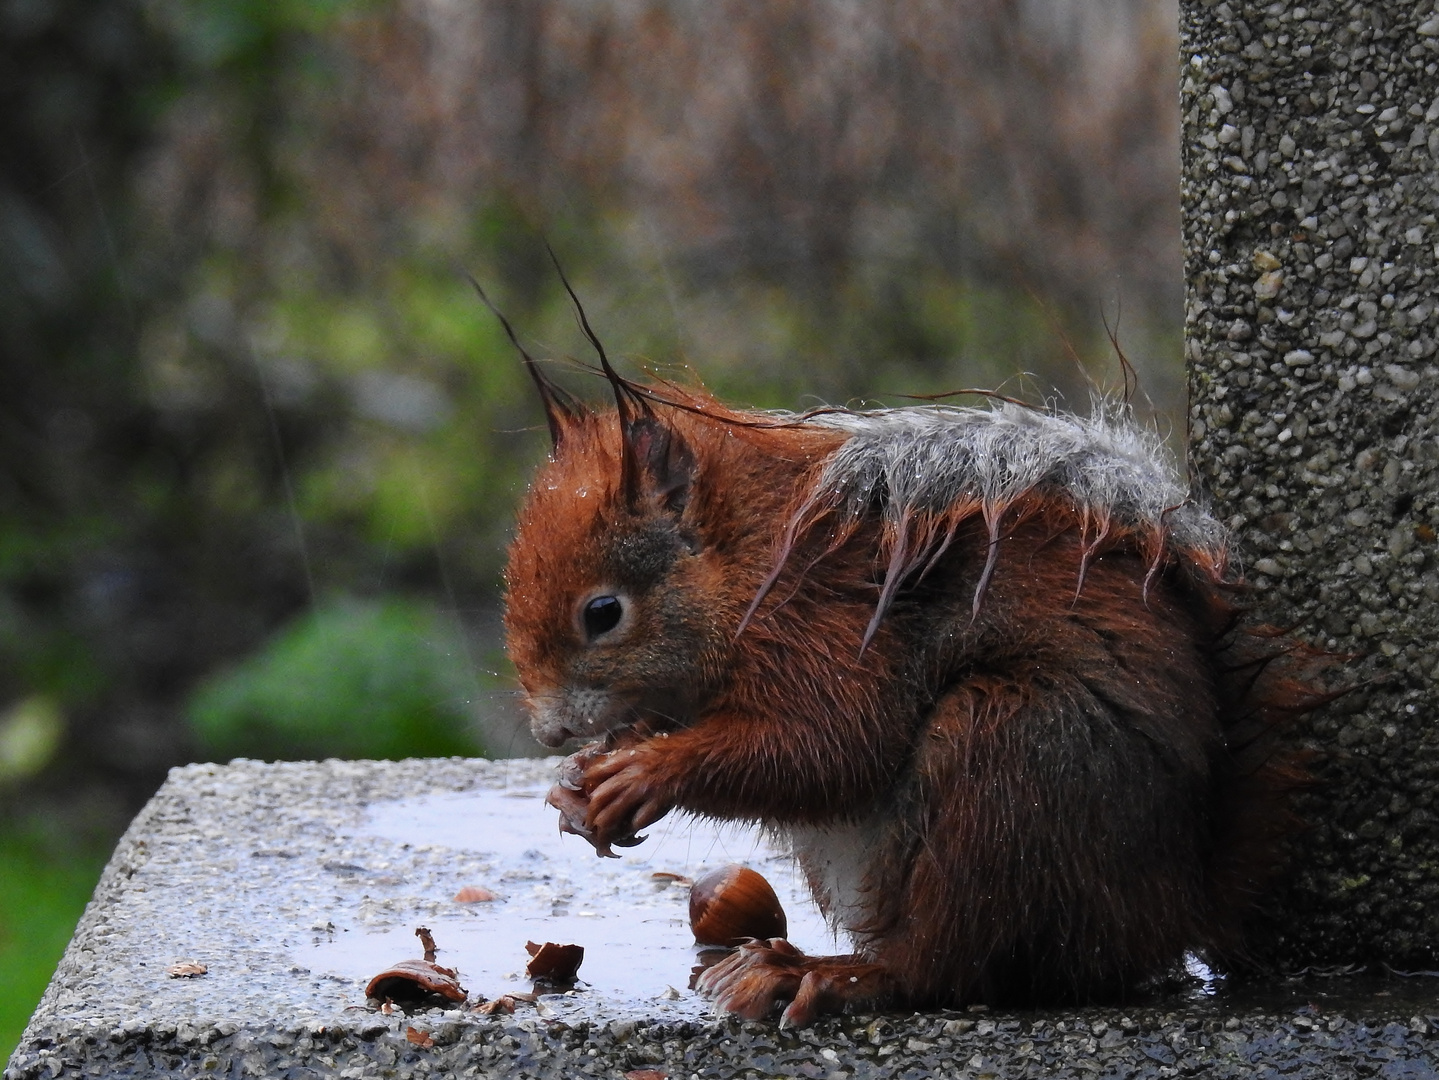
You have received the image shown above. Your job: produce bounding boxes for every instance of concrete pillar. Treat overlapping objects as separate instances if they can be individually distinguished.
[1182,1,1439,966]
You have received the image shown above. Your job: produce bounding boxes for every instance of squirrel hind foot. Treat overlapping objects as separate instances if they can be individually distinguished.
[693,939,894,1027]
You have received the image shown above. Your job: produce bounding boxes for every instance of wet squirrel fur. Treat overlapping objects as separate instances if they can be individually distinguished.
[497,288,1325,1026]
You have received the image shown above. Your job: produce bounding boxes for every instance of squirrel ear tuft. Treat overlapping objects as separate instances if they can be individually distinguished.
[533,371,586,451]
[626,415,696,514]
[463,271,584,449]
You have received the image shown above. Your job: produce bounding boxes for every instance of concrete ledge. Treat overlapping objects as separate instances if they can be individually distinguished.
[1182,0,1439,969]
[6,758,1439,1079]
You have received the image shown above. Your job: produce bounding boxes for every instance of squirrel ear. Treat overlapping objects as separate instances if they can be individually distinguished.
[539,248,693,509]
[626,415,696,514]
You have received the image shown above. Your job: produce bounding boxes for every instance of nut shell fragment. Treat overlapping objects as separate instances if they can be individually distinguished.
[524,940,584,983]
[473,994,516,1015]
[688,865,787,947]
[365,959,467,1003]
[453,885,497,903]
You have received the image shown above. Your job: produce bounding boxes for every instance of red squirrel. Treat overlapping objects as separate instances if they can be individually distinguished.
[497,283,1322,1026]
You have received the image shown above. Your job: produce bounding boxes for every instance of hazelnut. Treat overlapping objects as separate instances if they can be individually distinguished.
[688,864,787,947]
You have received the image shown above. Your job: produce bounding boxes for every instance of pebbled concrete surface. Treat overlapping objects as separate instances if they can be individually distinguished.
[1182,0,1439,969]
[6,757,1439,1079]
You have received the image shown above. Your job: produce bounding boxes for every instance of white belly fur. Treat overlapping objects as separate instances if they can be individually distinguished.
[778,815,889,943]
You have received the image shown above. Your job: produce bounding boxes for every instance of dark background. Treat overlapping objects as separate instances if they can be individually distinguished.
[0,0,1183,1053]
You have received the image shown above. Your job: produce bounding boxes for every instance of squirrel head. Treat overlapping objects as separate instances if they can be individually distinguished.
[490,264,841,749]
[503,397,735,748]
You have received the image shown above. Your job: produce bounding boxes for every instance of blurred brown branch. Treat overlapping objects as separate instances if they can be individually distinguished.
[144,0,1181,315]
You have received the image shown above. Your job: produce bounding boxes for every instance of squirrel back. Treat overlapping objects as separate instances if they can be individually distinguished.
[503,366,1321,1012]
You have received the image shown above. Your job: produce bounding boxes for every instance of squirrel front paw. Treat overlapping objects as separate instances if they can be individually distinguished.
[547,738,674,857]
[694,940,893,1028]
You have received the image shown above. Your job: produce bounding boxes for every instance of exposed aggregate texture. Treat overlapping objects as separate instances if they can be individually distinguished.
[6,758,1439,1078]
[1182,0,1439,968]
[9,1005,1439,1079]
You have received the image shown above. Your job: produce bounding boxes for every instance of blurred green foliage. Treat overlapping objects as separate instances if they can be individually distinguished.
[190,598,485,762]
[0,834,108,1062]
[0,697,65,784]
[168,0,369,67]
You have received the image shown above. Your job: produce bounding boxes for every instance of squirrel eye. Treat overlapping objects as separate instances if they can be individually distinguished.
[583,595,624,639]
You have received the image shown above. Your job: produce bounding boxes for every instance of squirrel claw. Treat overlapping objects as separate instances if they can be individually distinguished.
[556,812,618,857]
[546,779,645,857]
[547,782,616,856]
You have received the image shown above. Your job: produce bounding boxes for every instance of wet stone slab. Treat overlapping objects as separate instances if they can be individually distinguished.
[6,757,1439,1079]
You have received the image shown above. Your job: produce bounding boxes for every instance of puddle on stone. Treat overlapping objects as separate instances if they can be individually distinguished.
[300,776,1439,1021]
[304,782,837,1011]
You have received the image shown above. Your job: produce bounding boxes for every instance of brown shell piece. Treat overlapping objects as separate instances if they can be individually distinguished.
[453,885,497,903]
[524,940,585,983]
[365,958,467,1003]
[688,864,787,947]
